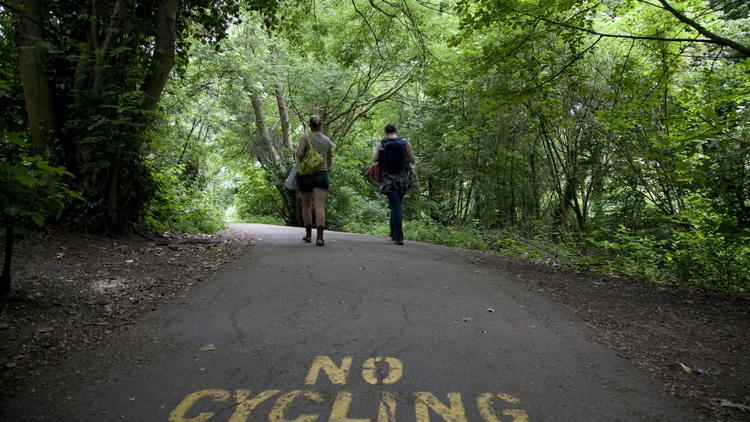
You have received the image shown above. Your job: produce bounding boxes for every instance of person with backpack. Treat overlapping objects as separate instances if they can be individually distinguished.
[295,115,333,246]
[372,124,417,245]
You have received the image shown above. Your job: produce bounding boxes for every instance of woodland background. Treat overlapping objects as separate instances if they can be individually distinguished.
[1,0,749,293]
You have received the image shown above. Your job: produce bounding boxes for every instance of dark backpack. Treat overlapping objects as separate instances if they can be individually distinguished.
[381,138,406,174]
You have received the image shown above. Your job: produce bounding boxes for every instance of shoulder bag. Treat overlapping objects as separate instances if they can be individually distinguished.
[298,134,324,175]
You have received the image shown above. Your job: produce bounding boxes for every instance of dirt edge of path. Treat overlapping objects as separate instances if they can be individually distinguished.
[450,246,750,422]
[0,227,255,398]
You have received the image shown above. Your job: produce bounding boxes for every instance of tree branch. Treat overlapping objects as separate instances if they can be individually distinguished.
[336,71,413,138]
[353,0,385,60]
[93,0,128,92]
[657,0,750,57]
[490,1,726,46]
[0,0,58,38]
[367,0,396,17]
[527,35,603,93]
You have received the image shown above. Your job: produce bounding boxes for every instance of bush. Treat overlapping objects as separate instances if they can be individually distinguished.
[143,169,225,234]
[587,221,750,292]
[671,228,749,292]
[668,203,750,292]
[234,175,284,220]
[587,226,673,284]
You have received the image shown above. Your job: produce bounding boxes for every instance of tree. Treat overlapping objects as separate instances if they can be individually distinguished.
[7,0,279,232]
[174,1,427,225]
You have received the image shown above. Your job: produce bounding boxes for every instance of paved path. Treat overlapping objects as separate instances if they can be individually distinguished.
[5,224,697,421]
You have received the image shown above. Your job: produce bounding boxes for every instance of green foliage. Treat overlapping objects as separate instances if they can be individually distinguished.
[4,0,283,233]
[233,214,286,225]
[153,0,748,293]
[142,168,225,234]
[588,222,749,293]
[669,197,750,291]
[1,133,83,230]
[403,220,492,251]
[234,169,285,221]
[587,227,674,284]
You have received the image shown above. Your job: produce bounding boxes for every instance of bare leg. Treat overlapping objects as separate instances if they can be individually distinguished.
[313,188,327,228]
[302,191,313,226]
[313,188,327,246]
[302,191,313,242]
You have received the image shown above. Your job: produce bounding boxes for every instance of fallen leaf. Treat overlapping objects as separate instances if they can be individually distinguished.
[718,399,750,411]
[462,317,473,322]
[36,327,53,334]
[125,259,134,263]
[678,362,693,374]
[692,367,709,375]
[54,253,65,259]
[5,362,17,369]
[200,344,217,351]
[486,307,496,313]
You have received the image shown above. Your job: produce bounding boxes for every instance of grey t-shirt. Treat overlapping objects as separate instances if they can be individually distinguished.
[300,133,333,170]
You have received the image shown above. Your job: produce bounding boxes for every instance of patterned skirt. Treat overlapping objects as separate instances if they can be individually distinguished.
[380,167,419,195]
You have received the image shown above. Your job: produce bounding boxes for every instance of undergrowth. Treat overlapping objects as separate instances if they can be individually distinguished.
[343,219,750,293]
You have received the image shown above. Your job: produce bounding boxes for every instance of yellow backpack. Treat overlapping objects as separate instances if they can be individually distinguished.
[298,134,324,175]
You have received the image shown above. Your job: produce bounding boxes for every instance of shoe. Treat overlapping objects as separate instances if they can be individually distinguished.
[303,225,312,243]
[394,240,404,245]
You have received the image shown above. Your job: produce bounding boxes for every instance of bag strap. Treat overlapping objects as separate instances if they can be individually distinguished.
[306,134,317,153]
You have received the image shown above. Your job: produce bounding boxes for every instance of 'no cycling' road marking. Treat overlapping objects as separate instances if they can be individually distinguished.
[169,356,529,421]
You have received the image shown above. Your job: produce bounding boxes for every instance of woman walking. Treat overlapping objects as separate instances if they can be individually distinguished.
[295,115,333,246]
[372,124,417,245]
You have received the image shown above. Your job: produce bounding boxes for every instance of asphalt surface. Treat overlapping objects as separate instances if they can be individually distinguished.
[4,223,699,421]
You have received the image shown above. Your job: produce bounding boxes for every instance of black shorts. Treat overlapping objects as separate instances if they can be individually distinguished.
[297,170,329,192]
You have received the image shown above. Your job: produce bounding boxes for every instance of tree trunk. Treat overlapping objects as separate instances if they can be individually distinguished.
[269,45,292,149]
[275,85,293,149]
[141,0,179,112]
[92,0,129,92]
[1,224,12,297]
[18,0,58,157]
[529,151,540,219]
[250,92,283,171]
